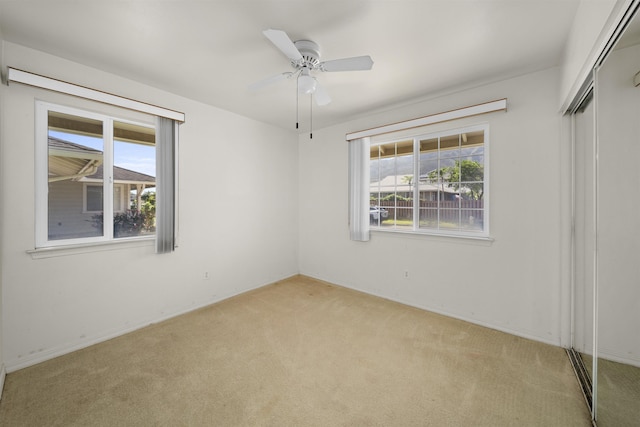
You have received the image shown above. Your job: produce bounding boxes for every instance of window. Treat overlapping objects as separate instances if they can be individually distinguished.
[36,102,157,246]
[369,124,488,237]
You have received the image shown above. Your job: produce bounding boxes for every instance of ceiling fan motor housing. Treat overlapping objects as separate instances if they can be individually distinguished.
[293,40,320,68]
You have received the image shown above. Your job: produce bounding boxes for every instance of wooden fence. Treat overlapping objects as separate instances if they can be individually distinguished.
[376,200,484,223]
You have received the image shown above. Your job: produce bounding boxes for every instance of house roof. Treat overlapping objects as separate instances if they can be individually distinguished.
[48,136,104,183]
[48,137,155,185]
[48,136,102,154]
[85,165,155,184]
[370,175,458,194]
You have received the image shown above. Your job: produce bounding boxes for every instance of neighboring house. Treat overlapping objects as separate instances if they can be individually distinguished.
[370,174,459,202]
[47,136,155,239]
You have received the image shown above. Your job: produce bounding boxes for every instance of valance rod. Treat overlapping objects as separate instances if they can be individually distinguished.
[346,98,506,141]
[7,67,185,123]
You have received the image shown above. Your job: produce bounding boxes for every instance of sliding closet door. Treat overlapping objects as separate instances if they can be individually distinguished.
[594,39,640,426]
[572,91,595,414]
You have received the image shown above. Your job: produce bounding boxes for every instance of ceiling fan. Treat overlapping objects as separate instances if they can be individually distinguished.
[250,29,374,107]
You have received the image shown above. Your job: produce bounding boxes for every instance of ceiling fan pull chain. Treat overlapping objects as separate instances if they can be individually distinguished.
[296,77,299,129]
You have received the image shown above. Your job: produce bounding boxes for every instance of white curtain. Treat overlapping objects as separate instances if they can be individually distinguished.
[348,137,370,241]
[156,117,177,253]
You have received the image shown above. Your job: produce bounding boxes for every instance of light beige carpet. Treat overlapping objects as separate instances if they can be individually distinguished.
[0,275,591,426]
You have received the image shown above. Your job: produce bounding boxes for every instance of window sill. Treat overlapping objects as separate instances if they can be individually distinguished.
[27,237,155,259]
[370,228,494,244]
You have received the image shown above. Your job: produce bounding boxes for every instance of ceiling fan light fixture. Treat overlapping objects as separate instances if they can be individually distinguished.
[255,28,372,134]
[298,71,316,94]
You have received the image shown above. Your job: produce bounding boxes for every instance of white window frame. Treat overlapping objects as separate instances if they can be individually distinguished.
[370,123,490,239]
[36,101,155,248]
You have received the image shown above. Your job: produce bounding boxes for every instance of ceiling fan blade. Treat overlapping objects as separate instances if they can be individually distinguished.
[314,81,331,106]
[263,29,303,62]
[320,55,374,72]
[248,72,292,92]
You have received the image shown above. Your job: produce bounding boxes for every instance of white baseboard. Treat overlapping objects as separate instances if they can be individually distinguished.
[598,349,640,369]
[4,274,297,373]
[301,273,561,348]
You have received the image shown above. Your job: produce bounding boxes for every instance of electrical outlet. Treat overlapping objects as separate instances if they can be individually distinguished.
[404,270,409,279]
[203,271,209,280]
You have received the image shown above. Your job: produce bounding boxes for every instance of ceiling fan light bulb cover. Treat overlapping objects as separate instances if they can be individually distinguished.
[298,74,316,94]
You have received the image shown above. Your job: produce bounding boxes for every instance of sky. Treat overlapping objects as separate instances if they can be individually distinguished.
[50,130,156,177]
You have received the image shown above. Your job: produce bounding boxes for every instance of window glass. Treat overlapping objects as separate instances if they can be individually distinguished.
[113,121,156,239]
[47,111,104,240]
[39,103,156,246]
[371,125,487,236]
[370,140,414,229]
[86,185,103,212]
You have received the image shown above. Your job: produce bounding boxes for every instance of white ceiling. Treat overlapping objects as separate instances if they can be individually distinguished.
[0,1,581,131]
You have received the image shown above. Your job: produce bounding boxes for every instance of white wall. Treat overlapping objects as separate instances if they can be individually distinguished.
[596,42,640,366]
[560,0,627,110]
[0,42,299,371]
[299,68,572,346]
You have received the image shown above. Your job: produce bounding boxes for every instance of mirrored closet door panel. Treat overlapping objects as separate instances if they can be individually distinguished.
[594,19,640,425]
[572,90,595,414]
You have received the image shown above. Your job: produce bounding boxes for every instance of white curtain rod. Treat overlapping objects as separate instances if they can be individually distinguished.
[346,98,506,141]
[7,67,185,123]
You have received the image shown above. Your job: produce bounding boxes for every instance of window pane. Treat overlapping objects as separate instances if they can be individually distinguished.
[460,159,484,183]
[370,157,381,184]
[419,207,438,229]
[113,121,156,238]
[420,158,438,179]
[47,111,104,240]
[439,209,460,230]
[391,207,413,229]
[440,134,460,159]
[395,140,413,157]
[417,129,486,234]
[370,126,487,236]
[85,185,124,213]
[420,138,438,152]
[370,147,383,206]
[460,208,484,231]
[419,139,441,198]
[369,205,388,227]
[86,185,103,211]
[460,182,484,200]
[467,154,484,166]
[113,185,123,212]
[419,190,438,202]
[461,130,484,148]
[370,140,414,229]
